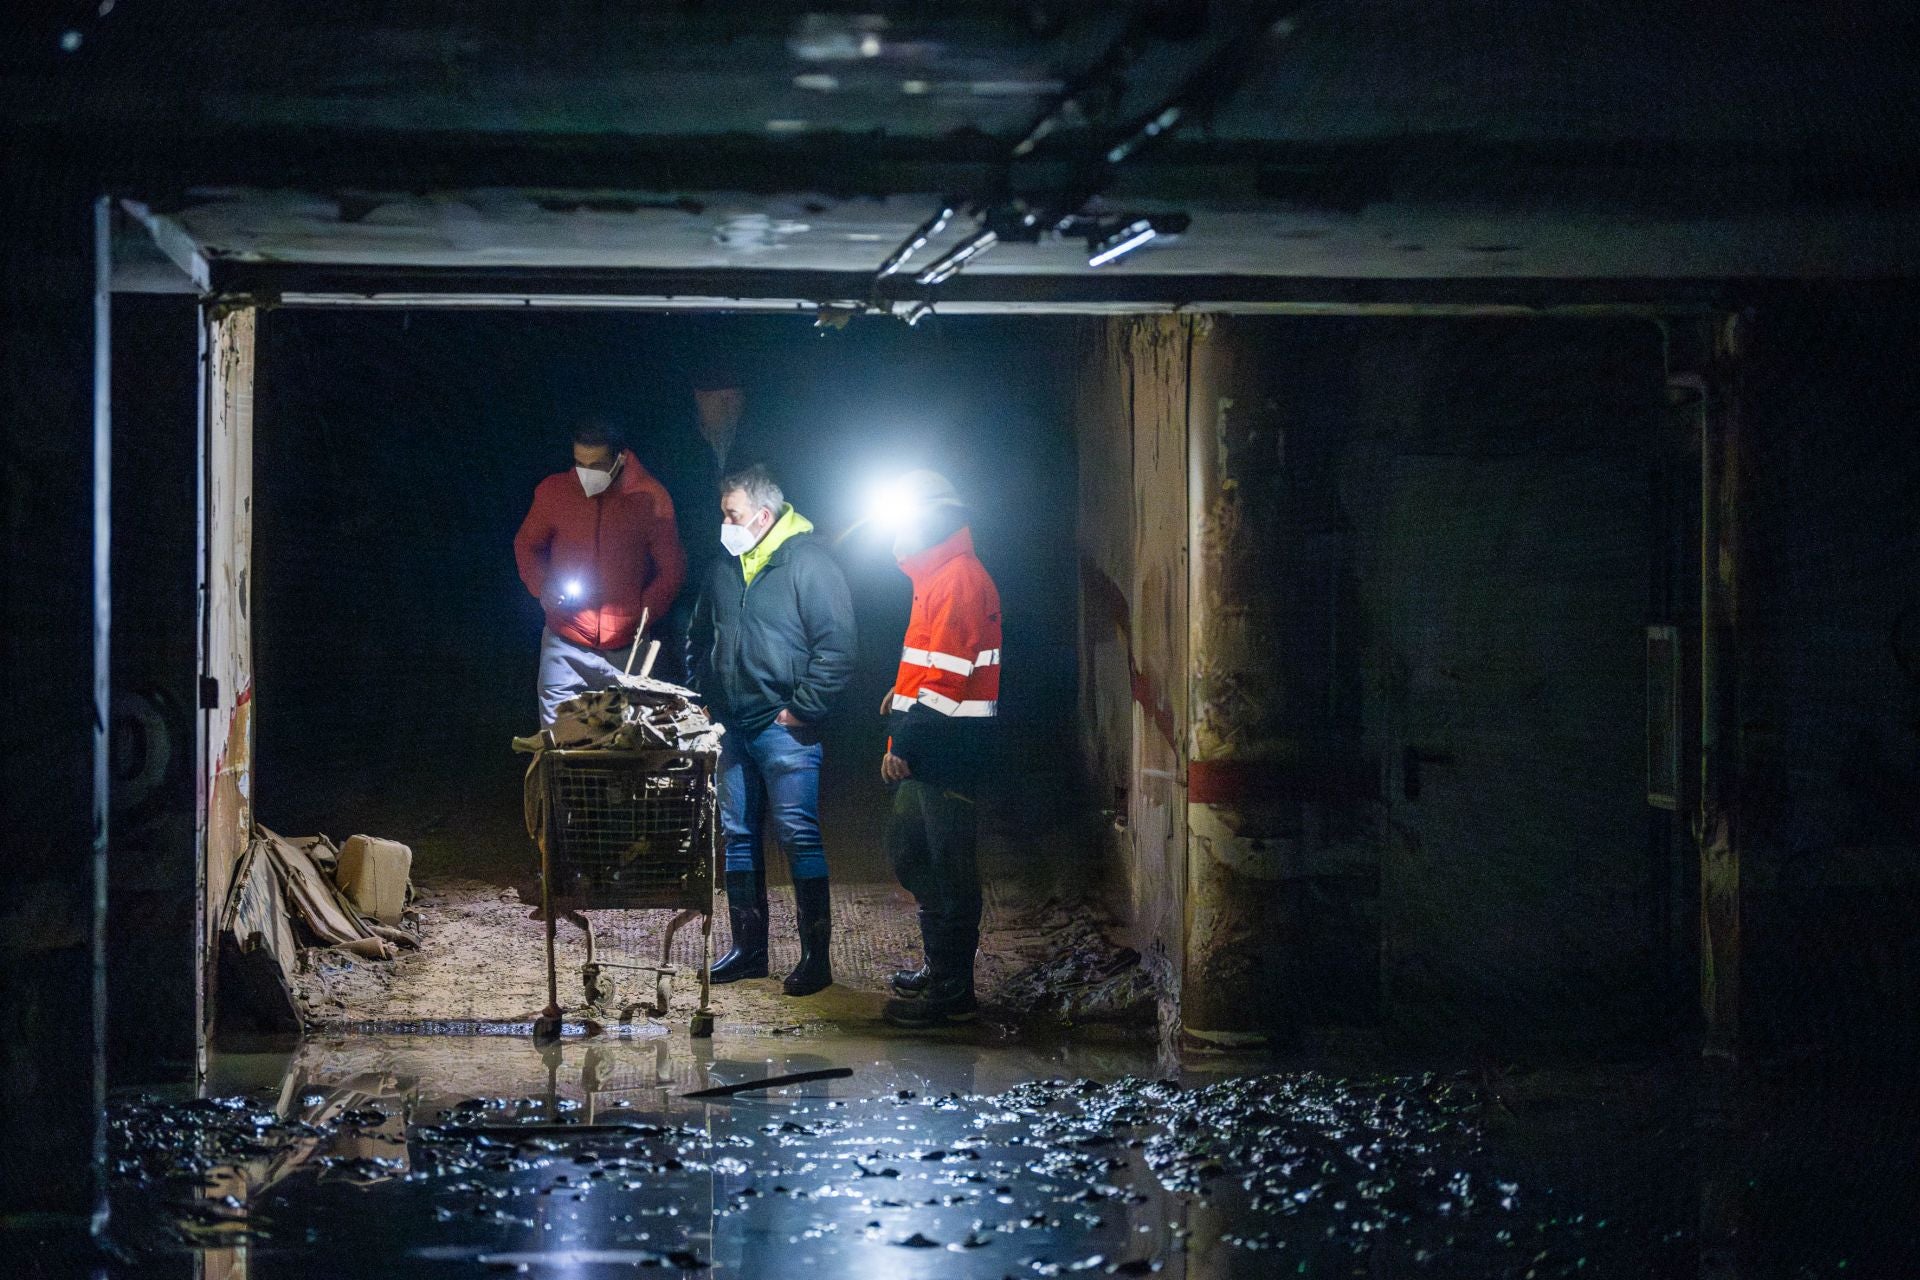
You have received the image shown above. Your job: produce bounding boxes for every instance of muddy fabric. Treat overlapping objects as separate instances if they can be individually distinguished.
[536,626,633,728]
[259,827,395,960]
[524,677,722,755]
[517,678,722,859]
[885,778,981,978]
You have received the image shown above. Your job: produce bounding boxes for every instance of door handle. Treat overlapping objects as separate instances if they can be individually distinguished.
[1401,745,1454,801]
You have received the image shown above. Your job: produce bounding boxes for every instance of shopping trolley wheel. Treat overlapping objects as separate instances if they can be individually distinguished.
[690,1010,715,1038]
[582,963,615,1008]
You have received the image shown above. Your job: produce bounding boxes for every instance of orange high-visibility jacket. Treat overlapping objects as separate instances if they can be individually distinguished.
[888,525,1001,784]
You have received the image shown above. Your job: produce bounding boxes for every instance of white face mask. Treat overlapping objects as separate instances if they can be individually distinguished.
[720,519,761,557]
[576,465,614,498]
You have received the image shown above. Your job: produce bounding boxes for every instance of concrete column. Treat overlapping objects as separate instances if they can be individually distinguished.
[1182,319,1303,1049]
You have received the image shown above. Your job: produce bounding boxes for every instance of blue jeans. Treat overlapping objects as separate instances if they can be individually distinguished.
[536,626,629,728]
[719,721,828,881]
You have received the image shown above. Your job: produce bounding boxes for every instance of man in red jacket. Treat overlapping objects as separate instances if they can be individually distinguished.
[514,419,687,726]
[874,469,1002,1028]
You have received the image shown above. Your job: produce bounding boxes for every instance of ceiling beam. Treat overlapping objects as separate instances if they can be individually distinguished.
[207,259,1822,314]
[117,200,209,293]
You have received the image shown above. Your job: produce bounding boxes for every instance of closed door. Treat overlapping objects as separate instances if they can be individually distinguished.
[1382,449,1651,1045]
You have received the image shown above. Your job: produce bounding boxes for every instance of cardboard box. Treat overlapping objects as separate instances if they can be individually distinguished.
[335,835,412,926]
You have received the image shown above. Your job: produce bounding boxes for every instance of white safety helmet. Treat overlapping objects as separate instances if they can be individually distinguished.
[893,468,963,511]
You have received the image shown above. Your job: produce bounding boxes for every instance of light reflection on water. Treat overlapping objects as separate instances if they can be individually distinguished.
[101,1031,1916,1278]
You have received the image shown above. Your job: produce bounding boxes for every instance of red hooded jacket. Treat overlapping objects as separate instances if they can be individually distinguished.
[514,449,687,651]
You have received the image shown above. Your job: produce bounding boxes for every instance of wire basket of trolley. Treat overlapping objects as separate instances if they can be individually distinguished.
[514,660,724,1039]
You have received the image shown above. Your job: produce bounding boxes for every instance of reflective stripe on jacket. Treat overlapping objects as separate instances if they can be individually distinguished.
[888,525,1001,787]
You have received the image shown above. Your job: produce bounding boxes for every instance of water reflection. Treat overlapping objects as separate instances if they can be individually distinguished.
[100,1033,1917,1278]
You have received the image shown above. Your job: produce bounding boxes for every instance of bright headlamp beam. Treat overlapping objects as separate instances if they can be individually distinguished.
[864,481,919,532]
[1088,220,1157,267]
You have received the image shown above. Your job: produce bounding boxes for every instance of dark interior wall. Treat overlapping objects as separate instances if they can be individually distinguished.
[106,294,200,1079]
[1149,304,1919,1055]
[1741,302,1920,1056]
[0,173,98,1214]
[251,310,1082,885]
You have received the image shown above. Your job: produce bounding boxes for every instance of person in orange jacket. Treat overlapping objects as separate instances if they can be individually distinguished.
[514,418,686,726]
[875,469,1002,1027]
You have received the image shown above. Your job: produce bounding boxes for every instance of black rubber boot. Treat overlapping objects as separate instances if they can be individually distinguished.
[783,876,833,996]
[710,870,768,983]
[883,972,978,1028]
[890,962,932,996]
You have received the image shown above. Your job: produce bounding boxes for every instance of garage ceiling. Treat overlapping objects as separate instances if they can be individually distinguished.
[11,1,1914,302]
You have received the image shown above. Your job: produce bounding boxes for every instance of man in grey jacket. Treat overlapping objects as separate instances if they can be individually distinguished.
[687,464,856,996]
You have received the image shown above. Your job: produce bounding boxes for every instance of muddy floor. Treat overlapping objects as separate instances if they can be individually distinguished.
[86,1032,1919,1279]
[276,729,1151,1038]
[290,876,1154,1035]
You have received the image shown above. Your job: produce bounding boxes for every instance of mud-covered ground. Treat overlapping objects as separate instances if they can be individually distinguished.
[289,877,1155,1036]
[261,702,1149,1039]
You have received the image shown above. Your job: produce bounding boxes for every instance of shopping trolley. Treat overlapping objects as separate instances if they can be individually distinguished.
[524,744,718,1037]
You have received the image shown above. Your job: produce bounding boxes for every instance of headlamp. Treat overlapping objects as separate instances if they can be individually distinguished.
[864,479,921,533]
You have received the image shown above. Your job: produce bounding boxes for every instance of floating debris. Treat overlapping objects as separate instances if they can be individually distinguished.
[892,1231,941,1247]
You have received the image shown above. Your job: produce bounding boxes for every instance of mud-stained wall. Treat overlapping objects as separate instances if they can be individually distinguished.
[202,307,256,1036]
[1072,316,1190,1025]
[1182,317,1385,1044]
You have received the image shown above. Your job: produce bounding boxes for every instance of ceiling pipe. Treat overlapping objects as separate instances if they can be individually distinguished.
[873,202,957,279]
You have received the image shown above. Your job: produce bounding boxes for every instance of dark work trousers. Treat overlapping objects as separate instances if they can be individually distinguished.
[885,778,982,978]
